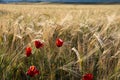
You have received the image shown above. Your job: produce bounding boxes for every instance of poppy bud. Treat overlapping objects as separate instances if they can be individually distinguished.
[82,73,93,80]
[56,38,63,47]
[34,40,44,49]
[26,47,32,57]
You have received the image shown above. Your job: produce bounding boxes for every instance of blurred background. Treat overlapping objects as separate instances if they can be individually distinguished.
[0,0,120,3]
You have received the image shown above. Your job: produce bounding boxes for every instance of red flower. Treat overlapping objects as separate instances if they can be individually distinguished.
[56,38,63,47]
[82,73,93,80]
[34,40,44,49]
[26,66,39,77]
[26,47,32,57]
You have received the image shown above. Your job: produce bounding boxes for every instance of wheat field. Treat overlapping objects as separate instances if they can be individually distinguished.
[0,4,120,80]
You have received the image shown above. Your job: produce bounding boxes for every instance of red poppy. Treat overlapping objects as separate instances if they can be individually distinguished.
[26,66,39,77]
[26,47,32,57]
[82,73,93,80]
[56,38,63,47]
[34,40,44,49]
